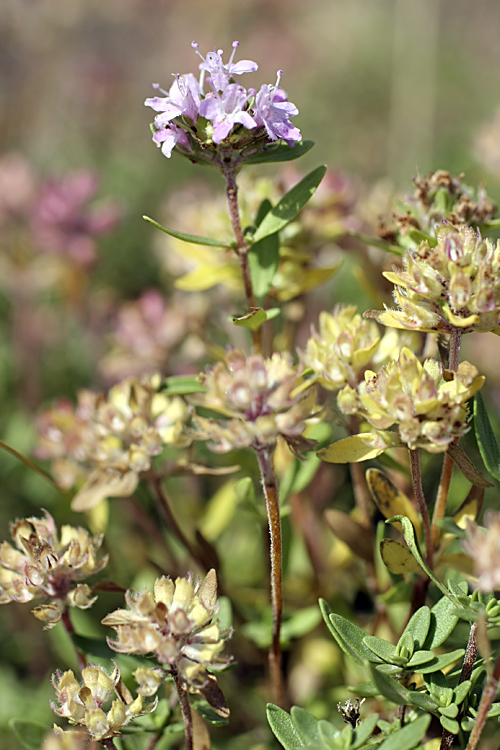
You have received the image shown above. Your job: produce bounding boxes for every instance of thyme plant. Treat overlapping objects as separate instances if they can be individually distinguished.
[2,39,500,750]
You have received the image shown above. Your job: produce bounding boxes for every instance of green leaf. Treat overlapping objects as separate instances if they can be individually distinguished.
[400,606,431,651]
[267,704,305,750]
[454,680,471,705]
[232,308,267,331]
[143,215,232,247]
[347,229,404,257]
[319,718,343,747]
[370,665,437,710]
[414,648,465,674]
[289,706,320,745]
[369,666,411,706]
[364,635,404,665]
[253,166,327,242]
[241,139,315,166]
[439,703,459,719]
[161,374,207,395]
[487,702,500,718]
[439,716,459,734]
[426,671,452,705]
[248,230,281,303]
[319,599,383,665]
[405,650,435,668]
[351,714,379,749]
[386,515,449,597]
[9,720,48,750]
[376,715,431,750]
[191,698,230,727]
[474,391,500,481]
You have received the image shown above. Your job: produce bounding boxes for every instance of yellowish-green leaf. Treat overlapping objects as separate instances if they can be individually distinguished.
[366,468,421,536]
[232,308,267,331]
[199,479,239,542]
[175,264,240,291]
[318,431,402,464]
[324,509,373,562]
[380,538,421,575]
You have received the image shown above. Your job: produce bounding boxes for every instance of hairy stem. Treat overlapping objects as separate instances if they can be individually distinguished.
[440,623,478,750]
[61,607,87,673]
[409,449,433,568]
[256,447,286,707]
[172,666,193,750]
[222,161,262,354]
[430,327,462,553]
[465,641,500,750]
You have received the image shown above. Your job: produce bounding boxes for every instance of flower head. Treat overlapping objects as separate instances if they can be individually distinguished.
[0,510,107,628]
[337,347,484,453]
[301,305,419,392]
[102,570,230,715]
[35,374,191,511]
[145,42,300,165]
[51,662,155,742]
[192,349,318,455]
[31,171,120,266]
[369,224,500,334]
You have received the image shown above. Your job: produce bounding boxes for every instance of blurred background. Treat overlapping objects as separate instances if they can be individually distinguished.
[2,0,500,747]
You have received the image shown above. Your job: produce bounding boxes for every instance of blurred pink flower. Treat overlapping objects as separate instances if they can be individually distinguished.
[31,171,120,265]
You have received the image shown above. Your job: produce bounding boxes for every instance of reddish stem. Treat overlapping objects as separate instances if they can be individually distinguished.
[222,161,262,354]
[256,447,286,707]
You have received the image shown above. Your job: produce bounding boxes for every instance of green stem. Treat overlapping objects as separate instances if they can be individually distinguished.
[256,446,286,707]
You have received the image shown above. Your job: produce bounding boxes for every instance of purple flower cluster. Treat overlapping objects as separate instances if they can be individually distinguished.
[145,42,301,158]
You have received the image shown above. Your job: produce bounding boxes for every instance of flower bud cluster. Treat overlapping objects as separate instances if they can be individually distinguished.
[36,374,191,510]
[0,510,107,628]
[371,225,500,334]
[193,349,318,455]
[337,347,484,453]
[51,662,155,742]
[378,170,496,245]
[301,305,418,392]
[102,570,231,701]
[145,41,301,164]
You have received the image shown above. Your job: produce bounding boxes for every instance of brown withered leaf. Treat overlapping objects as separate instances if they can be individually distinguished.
[447,444,494,488]
[199,674,230,719]
[324,509,373,562]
